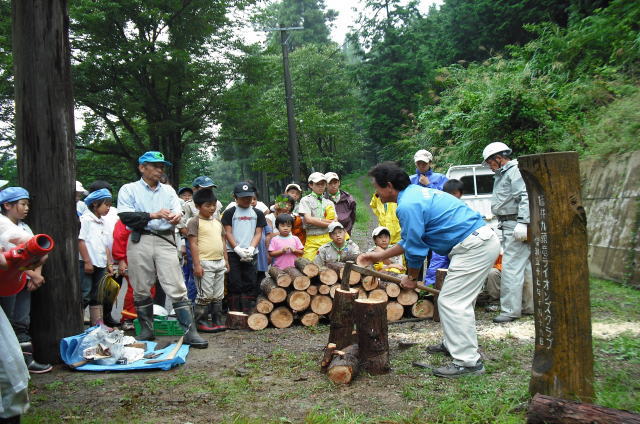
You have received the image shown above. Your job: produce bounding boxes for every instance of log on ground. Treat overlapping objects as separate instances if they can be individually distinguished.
[255,296,274,314]
[247,313,269,330]
[268,266,292,288]
[287,290,311,312]
[261,277,287,303]
[285,266,311,290]
[270,306,294,328]
[300,311,319,327]
[411,299,434,318]
[386,301,404,321]
[526,393,640,424]
[295,257,319,277]
[354,299,390,375]
[320,342,337,372]
[328,288,358,349]
[226,311,249,330]
[310,294,333,315]
[327,344,359,385]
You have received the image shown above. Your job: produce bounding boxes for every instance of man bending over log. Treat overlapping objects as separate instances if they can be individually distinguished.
[359,162,500,378]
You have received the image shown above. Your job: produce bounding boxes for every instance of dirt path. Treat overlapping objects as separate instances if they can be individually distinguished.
[349,174,378,251]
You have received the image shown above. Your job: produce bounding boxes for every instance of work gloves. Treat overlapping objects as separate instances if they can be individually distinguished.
[513,223,529,242]
[234,245,256,262]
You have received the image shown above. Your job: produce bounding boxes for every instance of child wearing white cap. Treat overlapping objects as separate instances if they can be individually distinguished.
[298,173,337,260]
[368,226,405,274]
[313,222,360,267]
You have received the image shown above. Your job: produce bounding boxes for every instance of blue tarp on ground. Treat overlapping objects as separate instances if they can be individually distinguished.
[60,326,189,371]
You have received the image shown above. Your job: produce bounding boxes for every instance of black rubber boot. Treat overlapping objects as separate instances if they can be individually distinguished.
[209,301,227,332]
[173,301,208,349]
[134,297,155,341]
[102,302,121,327]
[194,304,218,333]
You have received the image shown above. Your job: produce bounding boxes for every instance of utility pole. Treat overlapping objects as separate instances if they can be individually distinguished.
[266,25,303,183]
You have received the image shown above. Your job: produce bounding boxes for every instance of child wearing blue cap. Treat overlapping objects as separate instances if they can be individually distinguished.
[78,188,114,326]
[0,187,53,374]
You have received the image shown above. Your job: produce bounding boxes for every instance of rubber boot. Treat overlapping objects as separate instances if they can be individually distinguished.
[134,298,155,341]
[173,301,208,349]
[209,301,227,332]
[194,303,218,333]
[89,305,103,326]
[102,302,121,327]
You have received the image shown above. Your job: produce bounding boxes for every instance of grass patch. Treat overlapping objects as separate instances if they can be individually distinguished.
[340,172,372,233]
[590,278,640,321]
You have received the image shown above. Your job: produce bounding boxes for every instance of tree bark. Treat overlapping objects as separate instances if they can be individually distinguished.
[327,344,359,385]
[261,276,287,303]
[433,269,447,323]
[269,306,294,329]
[520,152,594,402]
[310,294,333,316]
[268,266,292,288]
[354,299,390,375]
[247,313,269,331]
[13,0,83,363]
[411,299,434,318]
[526,393,640,424]
[287,290,311,312]
[285,266,311,290]
[295,257,319,277]
[226,311,249,330]
[328,288,357,349]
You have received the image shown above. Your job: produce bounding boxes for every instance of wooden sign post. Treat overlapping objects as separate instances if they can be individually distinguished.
[518,152,594,402]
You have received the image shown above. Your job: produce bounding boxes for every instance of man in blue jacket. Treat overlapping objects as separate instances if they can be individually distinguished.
[409,149,448,190]
[360,162,500,378]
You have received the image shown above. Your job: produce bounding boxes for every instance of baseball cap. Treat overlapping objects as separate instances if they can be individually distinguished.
[233,181,256,198]
[372,226,391,238]
[327,221,344,233]
[325,172,340,182]
[178,187,193,196]
[285,183,302,193]
[414,149,433,164]
[308,172,326,183]
[84,188,112,206]
[75,181,86,193]
[192,176,217,188]
[138,151,172,166]
[0,187,29,204]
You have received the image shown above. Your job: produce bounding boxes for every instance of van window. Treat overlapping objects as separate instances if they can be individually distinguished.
[460,175,494,196]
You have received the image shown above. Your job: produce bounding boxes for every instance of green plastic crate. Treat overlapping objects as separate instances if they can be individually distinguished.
[133,315,183,336]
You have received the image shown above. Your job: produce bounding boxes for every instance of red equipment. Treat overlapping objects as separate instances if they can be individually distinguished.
[0,234,54,296]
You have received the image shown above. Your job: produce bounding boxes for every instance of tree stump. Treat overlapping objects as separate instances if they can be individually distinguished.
[255,296,274,314]
[397,288,418,306]
[300,312,319,327]
[261,277,287,303]
[378,280,401,297]
[520,152,594,402]
[328,288,358,349]
[226,311,249,330]
[268,267,292,288]
[287,290,311,312]
[354,299,390,375]
[310,295,333,315]
[327,344,359,385]
[269,306,294,328]
[526,393,640,424]
[433,269,447,322]
[318,266,339,285]
[285,266,311,290]
[411,299,434,318]
[356,288,368,300]
[368,289,388,303]
[386,301,404,322]
[295,257,319,277]
[247,313,269,330]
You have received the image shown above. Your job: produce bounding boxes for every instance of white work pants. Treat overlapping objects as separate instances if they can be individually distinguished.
[127,233,188,303]
[439,225,500,367]
[500,221,532,318]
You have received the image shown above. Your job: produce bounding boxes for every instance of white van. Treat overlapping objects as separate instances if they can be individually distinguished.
[446,164,498,230]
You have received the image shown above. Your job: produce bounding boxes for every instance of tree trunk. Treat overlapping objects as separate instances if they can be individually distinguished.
[295,257,319,277]
[328,288,357,349]
[327,344,359,385]
[412,299,434,318]
[247,313,269,331]
[310,294,333,316]
[261,276,287,303]
[318,266,338,285]
[433,269,447,323]
[285,266,310,290]
[12,0,83,363]
[226,311,249,330]
[519,152,594,402]
[386,301,404,322]
[268,267,292,288]
[287,290,311,312]
[354,299,390,375]
[526,393,640,424]
[255,296,274,314]
[269,306,294,329]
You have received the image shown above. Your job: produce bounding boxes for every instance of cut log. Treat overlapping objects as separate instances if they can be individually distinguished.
[255,296,274,314]
[318,284,330,295]
[368,288,388,303]
[397,288,419,306]
[327,344,359,385]
[337,252,360,263]
[329,285,338,298]
[287,290,311,312]
[328,288,358,349]
[225,311,249,330]
[306,285,319,296]
[386,301,404,322]
[269,306,294,329]
[285,266,311,290]
[327,262,360,286]
[354,299,390,375]
[411,299,434,318]
[260,277,287,303]
[378,280,401,298]
[310,295,333,315]
[361,276,378,291]
[247,313,269,331]
[320,342,337,372]
[268,266,293,288]
[318,266,339,285]
[526,393,640,424]
[433,269,447,322]
[295,257,319,277]
[300,312,319,327]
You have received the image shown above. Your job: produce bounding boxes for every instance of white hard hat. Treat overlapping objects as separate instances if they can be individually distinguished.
[482,142,512,163]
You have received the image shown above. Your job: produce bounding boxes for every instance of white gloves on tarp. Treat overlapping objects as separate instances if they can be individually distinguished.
[513,223,529,242]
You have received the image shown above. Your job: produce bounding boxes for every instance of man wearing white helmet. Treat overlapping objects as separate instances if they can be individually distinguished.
[482,142,533,323]
[409,149,448,190]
